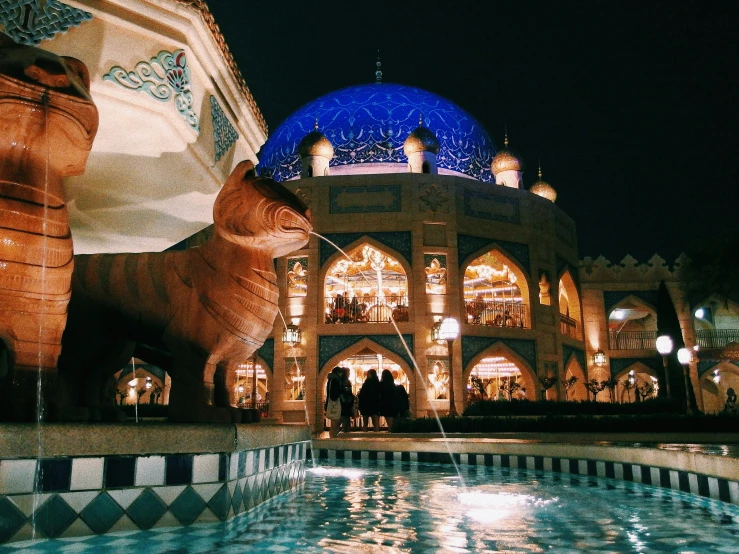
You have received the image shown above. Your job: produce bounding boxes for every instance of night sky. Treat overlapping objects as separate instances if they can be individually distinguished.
[206,0,737,264]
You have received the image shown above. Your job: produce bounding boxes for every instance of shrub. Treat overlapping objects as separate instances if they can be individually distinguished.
[462,398,682,417]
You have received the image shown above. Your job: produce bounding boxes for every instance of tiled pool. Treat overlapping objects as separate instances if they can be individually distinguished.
[4,459,739,553]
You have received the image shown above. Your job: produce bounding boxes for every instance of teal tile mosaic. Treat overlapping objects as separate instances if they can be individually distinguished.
[207,484,230,521]
[34,494,77,538]
[169,486,206,525]
[79,492,124,534]
[0,442,307,545]
[126,489,167,530]
[0,496,26,542]
[230,481,243,514]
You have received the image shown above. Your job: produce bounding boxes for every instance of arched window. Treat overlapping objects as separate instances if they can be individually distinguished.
[287,257,307,297]
[563,358,587,401]
[232,359,269,411]
[700,362,737,413]
[693,298,739,349]
[558,271,582,339]
[114,361,167,406]
[614,363,658,403]
[324,243,408,323]
[608,297,657,349]
[463,251,529,328]
[467,355,529,402]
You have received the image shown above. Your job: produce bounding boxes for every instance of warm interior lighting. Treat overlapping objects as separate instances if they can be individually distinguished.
[593,349,607,367]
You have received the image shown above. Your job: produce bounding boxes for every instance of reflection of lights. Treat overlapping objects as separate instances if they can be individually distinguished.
[458,491,558,524]
[308,467,366,479]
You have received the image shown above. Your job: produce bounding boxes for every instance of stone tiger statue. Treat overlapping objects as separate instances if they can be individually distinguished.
[0,33,98,421]
[57,161,312,422]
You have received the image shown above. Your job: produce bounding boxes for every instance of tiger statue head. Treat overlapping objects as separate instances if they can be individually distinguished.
[0,32,98,176]
[213,160,312,257]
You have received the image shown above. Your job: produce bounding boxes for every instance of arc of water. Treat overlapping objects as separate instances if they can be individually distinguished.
[31,90,53,540]
[309,231,467,490]
[130,357,138,423]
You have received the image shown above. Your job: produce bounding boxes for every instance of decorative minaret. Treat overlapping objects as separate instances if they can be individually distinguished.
[403,114,440,174]
[490,129,524,188]
[297,119,334,177]
[530,161,557,202]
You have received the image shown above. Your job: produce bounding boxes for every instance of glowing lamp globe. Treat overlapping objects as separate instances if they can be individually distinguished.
[656,335,673,356]
[439,317,460,342]
[677,347,692,365]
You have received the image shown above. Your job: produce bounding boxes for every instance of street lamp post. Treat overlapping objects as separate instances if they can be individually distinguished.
[677,347,693,414]
[656,335,673,399]
[438,317,460,417]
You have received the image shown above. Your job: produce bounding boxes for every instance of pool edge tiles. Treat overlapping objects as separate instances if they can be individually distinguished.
[0,440,309,544]
[309,438,739,507]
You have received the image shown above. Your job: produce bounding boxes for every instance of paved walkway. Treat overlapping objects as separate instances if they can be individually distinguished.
[315,431,739,457]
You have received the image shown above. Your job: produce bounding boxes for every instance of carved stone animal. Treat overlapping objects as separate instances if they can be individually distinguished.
[0,33,98,421]
[57,161,312,422]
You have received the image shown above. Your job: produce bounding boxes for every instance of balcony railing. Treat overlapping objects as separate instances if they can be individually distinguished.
[608,330,657,350]
[464,300,529,328]
[559,314,580,339]
[696,329,739,349]
[325,295,409,324]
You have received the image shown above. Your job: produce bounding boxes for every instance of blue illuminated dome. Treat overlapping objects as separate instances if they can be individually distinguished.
[258,83,496,182]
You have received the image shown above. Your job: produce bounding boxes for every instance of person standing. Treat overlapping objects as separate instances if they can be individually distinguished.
[325,367,343,437]
[394,381,410,419]
[339,366,355,434]
[358,369,381,431]
[379,369,398,429]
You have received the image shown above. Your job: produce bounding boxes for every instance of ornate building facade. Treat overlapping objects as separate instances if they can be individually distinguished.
[3,1,736,425]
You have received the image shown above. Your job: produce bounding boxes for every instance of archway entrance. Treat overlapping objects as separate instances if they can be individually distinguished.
[700,362,739,413]
[232,358,270,415]
[466,355,529,402]
[322,347,410,428]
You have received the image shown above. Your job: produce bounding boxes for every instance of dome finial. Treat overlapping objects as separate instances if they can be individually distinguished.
[504,125,509,148]
[538,159,542,179]
[418,112,423,126]
[314,117,319,131]
[375,51,382,83]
